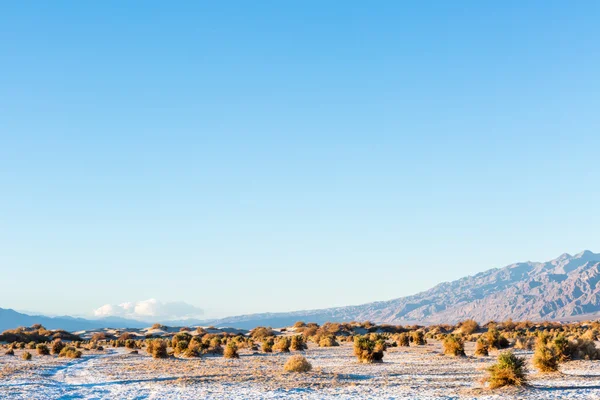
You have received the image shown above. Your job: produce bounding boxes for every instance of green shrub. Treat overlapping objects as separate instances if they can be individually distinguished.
[483,351,527,389]
[532,342,559,372]
[353,336,385,363]
[552,335,570,362]
[284,355,312,372]
[484,329,509,350]
[443,335,465,357]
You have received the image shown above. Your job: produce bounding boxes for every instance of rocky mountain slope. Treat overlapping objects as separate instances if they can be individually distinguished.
[209,250,600,328]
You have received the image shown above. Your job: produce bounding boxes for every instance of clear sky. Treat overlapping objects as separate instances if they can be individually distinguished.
[1,1,599,320]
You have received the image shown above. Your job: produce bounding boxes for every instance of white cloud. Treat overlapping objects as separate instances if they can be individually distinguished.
[93,299,203,321]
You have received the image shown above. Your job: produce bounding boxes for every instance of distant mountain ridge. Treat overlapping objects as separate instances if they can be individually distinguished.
[2,251,600,331]
[206,250,600,328]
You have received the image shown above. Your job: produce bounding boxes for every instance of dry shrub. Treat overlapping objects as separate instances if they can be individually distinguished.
[484,329,509,350]
[288,335,306,351]
[146,339,168,359]
[250,327,275,340]
[483,351,527,389]
[262,338,274,353]
[459,319,479,335]
[474,338,489,356]
[274,337,291,353]
[568,338,600,360]
[395,333,410,347]
[513,336,534,350]
[552,335,570,362]
[22,351,32,360]
[59,346,82,359]
[4,348,14,356]
[318,335,339,347]
[443,335,465,356]
[353,336,385,363]
[174,340,189,355]
[36,344,50,355]
[224,343,239,359]
[172,332,192,348]
[411,331,426,346]
[51,340,66,355]
[284,355,312,372]
[532,342,558,372]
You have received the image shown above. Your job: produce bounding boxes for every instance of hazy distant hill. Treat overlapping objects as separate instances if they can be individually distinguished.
[207,250,600,329]
[0,308,148,331]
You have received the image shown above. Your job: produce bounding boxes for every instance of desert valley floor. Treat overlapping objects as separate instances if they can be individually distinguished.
[1,340,600,399]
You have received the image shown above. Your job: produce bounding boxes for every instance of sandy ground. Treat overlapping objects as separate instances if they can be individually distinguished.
[1,341,600,399]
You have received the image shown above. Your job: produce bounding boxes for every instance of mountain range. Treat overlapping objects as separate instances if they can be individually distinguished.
[2,250,599,331]
[205,250,600,328]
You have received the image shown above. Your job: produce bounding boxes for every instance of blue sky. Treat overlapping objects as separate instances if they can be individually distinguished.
[1,1,599,320]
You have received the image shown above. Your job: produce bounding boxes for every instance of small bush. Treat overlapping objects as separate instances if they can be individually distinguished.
[274,337,291,353]
[443,335,465,357]
[290,335,307,351]
[532,342,559,372]
[250,327,275,340]
[484,329,509,350]
[283,355,312,372]
[513,336,534,350]
[353,336,385,363]
[224,343,239,359]
[146,339,168,359]
[411,331,426,346]
[59,346,82,359]
[36,344,50,355]
[474,338,489,356]
[483,351,527,389]
[50,340,65,355]
[22,351,32,360]
[318,335,339,347]
[395,333,410,347]
[459,319,479,335]
[262,338,274,353]
[552,335,570,362]
[4,348,14,356]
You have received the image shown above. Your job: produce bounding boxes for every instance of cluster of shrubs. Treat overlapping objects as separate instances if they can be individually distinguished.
[0,325,81,344]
